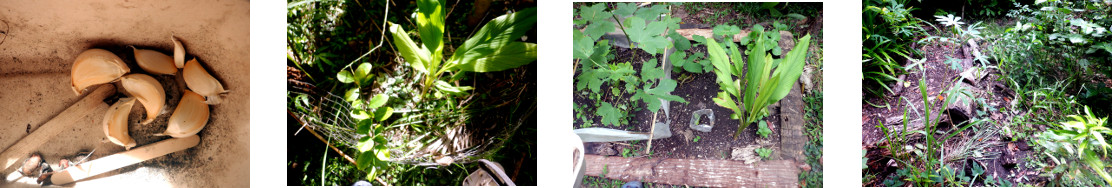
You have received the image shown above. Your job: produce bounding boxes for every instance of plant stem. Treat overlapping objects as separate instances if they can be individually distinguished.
[646,110,657,156]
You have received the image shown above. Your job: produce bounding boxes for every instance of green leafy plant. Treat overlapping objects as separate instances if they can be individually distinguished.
[632,59,688,113]
[756,148,772,160]
[1036,106,1112,186]
[757,121,772,138]
[694,135,701,142]
[351,93,393,179]
[862,0,927,96]
[706,24,811,138]
[992,0,1112,96]
[573,3,689,127]
[390,0,536,99]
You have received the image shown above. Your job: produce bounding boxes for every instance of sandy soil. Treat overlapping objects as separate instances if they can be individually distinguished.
[0,0,248,187]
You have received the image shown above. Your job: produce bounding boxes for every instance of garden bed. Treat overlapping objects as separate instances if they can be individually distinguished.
[573,2,822,187]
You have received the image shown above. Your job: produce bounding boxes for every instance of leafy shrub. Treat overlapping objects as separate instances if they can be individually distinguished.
[1036,106,1112,186]
[389,0,536,99]
[992,0,1112,92]
[862,0,928,96]
[573,3,688,127]
[705,24,811,138]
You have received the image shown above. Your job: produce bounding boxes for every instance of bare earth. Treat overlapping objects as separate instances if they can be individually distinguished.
[0,0,248,187]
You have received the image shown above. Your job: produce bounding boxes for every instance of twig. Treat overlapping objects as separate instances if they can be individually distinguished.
[342,0,391,73]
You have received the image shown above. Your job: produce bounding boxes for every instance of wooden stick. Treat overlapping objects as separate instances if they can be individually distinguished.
[584,154,799,187]
[49,135,200,185]
[0,85,116,175]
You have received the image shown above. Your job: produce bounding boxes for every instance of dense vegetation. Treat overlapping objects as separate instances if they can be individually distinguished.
[863,0,1112,186]
[287,0,536,185]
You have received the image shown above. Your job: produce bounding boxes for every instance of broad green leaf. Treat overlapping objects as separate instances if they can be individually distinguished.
[584,21,615,41]
[573,30,594,60]
[416,0,445,61]
[357,136,375,152]
[692,35,707,44]
[355,147,377,170]
[669,50,687,68]
[588,40,611,65]
[452,42,537,72]
[638,78,688,112]
[625,16,669,55]
[613,3,638,17]
[633,5,668,22]
[450,8,536,70]
[375,107,393,122]
[388,22,431,73]
[683,60,703,73]
[337,70,355,83]
[596,102,622,126]
[641,58,664,81]
[355,62,374,85]
[367,94,389,109]
[351,109,372,120]
[767,35,811,103]
[344,87,360,102]
[373,136,390,160]
[356,119,374,135]
[668,30,691,51]
[578,3,612,23]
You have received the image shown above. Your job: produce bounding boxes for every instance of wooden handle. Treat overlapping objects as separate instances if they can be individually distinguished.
[50,135,200,185]
[0,85,116,175]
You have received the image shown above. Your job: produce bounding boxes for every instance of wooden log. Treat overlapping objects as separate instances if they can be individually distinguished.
[583,154,799,187]
[779,82,806,162]
[0,85,115,175]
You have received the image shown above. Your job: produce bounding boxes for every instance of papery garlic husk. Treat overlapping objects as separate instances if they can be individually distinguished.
[71,49,130,95]
[120,74,166,124]
[104,97,138,150]
[132,46,177,75]
[183,58,227,104]
[163,90,209,138]
[172,36,186,68]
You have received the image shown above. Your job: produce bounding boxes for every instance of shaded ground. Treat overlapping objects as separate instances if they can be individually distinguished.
[861,21,1045,186]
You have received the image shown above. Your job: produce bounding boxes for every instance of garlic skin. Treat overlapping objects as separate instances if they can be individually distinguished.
[172,36,186,69]
[120,74,166,124]
[164,90,209,138]
[104,97,138,150]
[71,49,130,95]
[182,58,227,104]
[132,46,177,75]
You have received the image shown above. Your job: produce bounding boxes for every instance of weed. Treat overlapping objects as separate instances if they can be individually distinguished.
[757,121,772,138]
[756,148,773,160]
